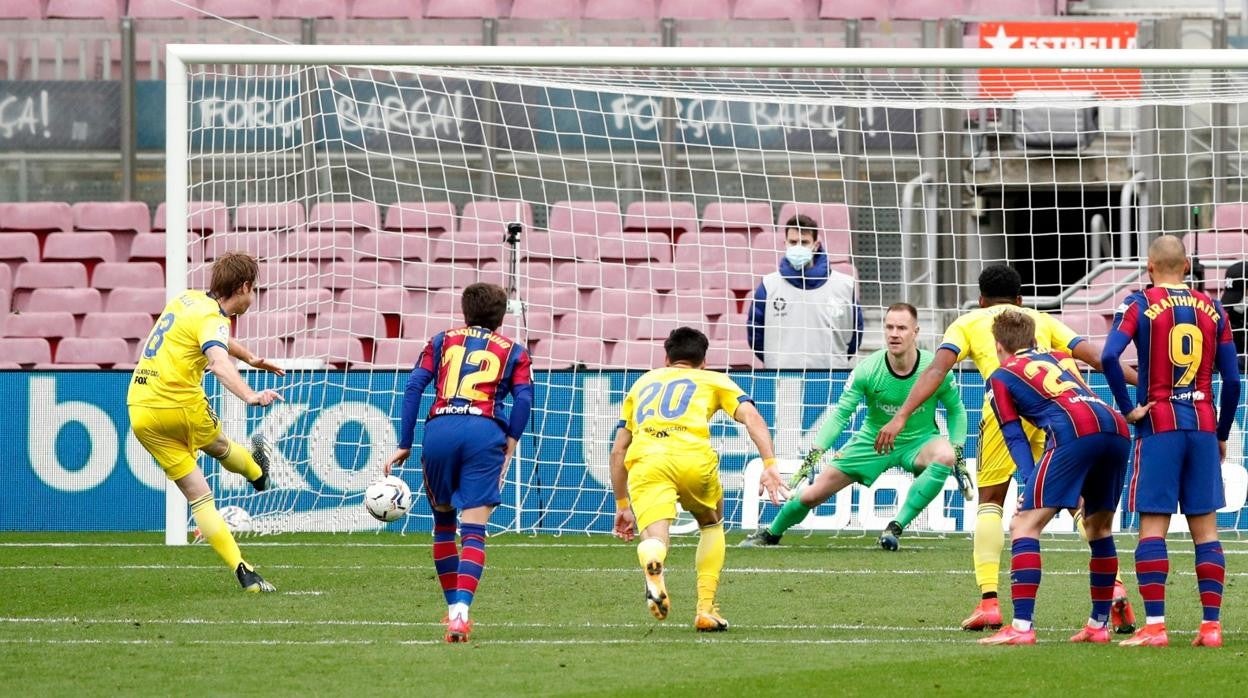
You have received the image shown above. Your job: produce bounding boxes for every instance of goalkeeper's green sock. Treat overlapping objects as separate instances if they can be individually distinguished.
[896,462,952,529]
[768,498,812,537]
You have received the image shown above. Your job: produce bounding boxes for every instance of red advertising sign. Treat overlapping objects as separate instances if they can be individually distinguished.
[978,21,1141,98]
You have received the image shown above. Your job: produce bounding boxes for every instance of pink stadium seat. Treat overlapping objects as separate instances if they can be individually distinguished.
[966,0,1056,14]
[234,311,308,340]
[460,200,534,234]
[261,287,334,315]
[1064,267,1142,314]
[233,202,305,232]
[351,0,423,19]
[321,261,398,289]
[73,201,150,234]
[1183,231,1248,261]
[626,264,677,292]
[46,0,124,20]
[203,232,282,260]
[610,341,665,369]
[200,0,273,18]
[599,233,672,264]
[674,232,751,270]
[510,0,581,19]
[26,288,103,314]
[0,1,43,19]
[520,261,555,285]
[776,202,852,260]
[0,265,10,299]
[1213,203,1248,232]
[581,287,663,315]
[0,233,41,265]
[553,261,629,290]
[401,313,458,342]
[128,0,203,19]
[1053,311,1112,341]
[0,202,72,233]
[3,312,77,340]
[521,286,579,315]
[289,336,366,366]
[236,337,289,362]
[701,202,774,236]
[358,231,429,263]
[425,0,498,18]
[402,262,477,291]
[42,232,118,264]
[499,311,555,345]
[657,0,730,19]
[628,313,712,341]
[384,202,456,233]
[106,287,168,314]
[370,338,425,367]
[892,0,965,19]
[280,232,355,262]
[529,337,611,369]
[428,231,504,263]
[53,337,130,366]
[623,200,698,239]
[704,343,761,369]
[0,337,51,365]
[476,261,506,288]
[308,201,380,232]
[733,0,809,19]
[525,230,598,262]
[584,0,656,19]
[557,310,626,342]
[13,263,89,309]
[313,310,389,338]
[128,233,193,263]
[153,201,230,235]
[79,312,155,342]
[549,201,622,236]
[274,0,347,19]
[257,261,319,288]
[337,287,412,315]
[659,290,736,318]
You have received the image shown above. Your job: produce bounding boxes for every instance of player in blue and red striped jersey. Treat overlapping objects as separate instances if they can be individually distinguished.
[385,283,534,644]
[979,311,1131,646]
[1102,234,1241,648]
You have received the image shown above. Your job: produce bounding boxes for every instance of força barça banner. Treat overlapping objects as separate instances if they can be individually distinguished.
[2,369,1247,534]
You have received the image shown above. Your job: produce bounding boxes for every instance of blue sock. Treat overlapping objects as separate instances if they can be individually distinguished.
[1010,537,1042,624]
[455,523,488,609]
[1194,541,1225,623]
[1087,536,1117,626]
[431,509,459,606]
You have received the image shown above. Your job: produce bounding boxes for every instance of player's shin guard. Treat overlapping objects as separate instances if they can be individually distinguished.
[453,524,487,615]
[974,503,1005,595]
[1135,536,1168,623]
[1087,536,1117,627]
[896,463,951,529]
[768,498,811,537]
[431,509,459,607]
[1010,537,1041,630]
[1194,541,1226,623]
[188,492,244,570]
[695,523,726,612]
[217,439,263,482]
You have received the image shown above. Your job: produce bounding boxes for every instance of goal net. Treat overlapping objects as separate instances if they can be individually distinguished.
[166,45,1248,542]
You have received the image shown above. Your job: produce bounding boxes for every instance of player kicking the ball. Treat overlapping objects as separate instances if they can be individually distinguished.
[978,311,1130,646]
[740,302,968,551]
[611,327,786,631]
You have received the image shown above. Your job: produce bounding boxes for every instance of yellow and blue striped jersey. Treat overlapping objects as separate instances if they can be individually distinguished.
[127,290,230,407]
[619,366,749,466]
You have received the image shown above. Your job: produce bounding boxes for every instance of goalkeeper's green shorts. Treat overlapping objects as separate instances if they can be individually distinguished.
[830,432,942,487]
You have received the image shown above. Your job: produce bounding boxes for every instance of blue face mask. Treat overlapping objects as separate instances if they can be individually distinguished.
[785,244,814,269]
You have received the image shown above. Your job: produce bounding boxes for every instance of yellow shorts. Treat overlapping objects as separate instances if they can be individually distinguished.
[627,453,723,532]
[976,410,1045,488]
[129,401,221,481]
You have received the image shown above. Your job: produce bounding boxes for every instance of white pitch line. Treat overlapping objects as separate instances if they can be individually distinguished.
[0,637,961,647]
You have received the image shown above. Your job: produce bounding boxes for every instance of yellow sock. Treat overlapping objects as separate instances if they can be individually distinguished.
[637,537,667,569]
[190,493,244,570]
[1073,508,1088,542]
[695,523,726,613]
[974,503,1004,595]
[218,440,262,482]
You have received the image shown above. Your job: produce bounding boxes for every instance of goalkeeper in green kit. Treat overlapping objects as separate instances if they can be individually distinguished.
[741,303,971,551]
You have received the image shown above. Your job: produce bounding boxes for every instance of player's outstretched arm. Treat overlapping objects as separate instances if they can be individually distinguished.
[228,338,285,376]
[387,354,436,474]
[875,348,957,453]
[1215,337,1241,450]
[733,401,787,504]
[205,345,281,406]
[609,425,636,541]
[1071,339,1137,385]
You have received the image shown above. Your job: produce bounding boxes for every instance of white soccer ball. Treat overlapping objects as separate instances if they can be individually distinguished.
[219,505,253,533]
[364,476,412,523]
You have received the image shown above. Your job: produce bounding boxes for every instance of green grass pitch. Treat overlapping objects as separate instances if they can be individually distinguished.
[1,531,1244,695]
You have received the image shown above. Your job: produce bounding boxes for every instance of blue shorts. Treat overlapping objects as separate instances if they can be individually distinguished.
[1129,430,1225,515]
[421,415,507,511]
[1023,432,1129,514]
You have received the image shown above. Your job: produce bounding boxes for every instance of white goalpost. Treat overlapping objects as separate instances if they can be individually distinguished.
[164,44,1248,545]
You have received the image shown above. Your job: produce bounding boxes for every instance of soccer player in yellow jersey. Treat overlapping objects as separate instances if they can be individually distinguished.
[610,327,786,631]
[128,252,284,592]
[875,264,1137,631]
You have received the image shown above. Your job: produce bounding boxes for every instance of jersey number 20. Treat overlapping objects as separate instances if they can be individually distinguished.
[635,378,696,425]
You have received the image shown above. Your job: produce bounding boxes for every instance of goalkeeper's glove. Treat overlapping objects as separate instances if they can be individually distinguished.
[951,444,975,501]
[788,448,826,490]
